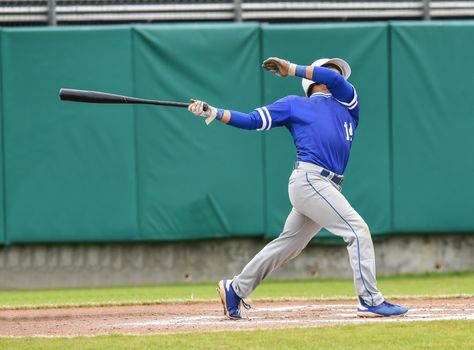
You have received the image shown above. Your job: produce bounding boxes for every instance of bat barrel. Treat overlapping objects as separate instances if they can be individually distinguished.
[60,88,139,104]
[59,88,191,108]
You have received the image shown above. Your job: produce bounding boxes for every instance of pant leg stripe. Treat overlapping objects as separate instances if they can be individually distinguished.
[305,173,374,305]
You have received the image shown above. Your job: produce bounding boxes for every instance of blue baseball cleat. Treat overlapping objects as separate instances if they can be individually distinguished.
[217,280,250,319]
[357,297,408,317]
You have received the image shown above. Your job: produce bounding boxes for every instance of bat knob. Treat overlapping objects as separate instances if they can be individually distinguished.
[203,103,209,112]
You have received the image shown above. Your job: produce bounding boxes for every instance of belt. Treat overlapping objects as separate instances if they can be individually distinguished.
[294,161,344,186]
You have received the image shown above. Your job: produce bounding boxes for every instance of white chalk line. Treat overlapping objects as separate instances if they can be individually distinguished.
[114,305,354,326]
[248,304,361,313]
[111,304,474,328]
[247,305,313,312]
[114,314,474,328]
[117,316,224,326]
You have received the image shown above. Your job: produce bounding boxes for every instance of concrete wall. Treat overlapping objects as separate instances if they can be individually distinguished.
[1,234,473,289]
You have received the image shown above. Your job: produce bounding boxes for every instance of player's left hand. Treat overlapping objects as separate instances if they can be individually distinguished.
[188,99,218,125]
[262,57,293,77]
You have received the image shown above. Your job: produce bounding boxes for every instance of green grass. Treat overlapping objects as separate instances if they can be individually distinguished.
[0,271,473,309]
[1,273,473,349]
[1,321,473,349]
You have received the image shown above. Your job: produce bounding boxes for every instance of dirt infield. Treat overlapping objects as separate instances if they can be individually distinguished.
[1,297,473,337]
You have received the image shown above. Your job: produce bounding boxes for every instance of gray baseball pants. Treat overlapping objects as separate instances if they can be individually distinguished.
[232,161,384,306]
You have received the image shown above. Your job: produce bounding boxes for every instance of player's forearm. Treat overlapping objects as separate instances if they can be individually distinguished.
[216,109,261,130]
[291,65,354,101]
[291,65,343,89]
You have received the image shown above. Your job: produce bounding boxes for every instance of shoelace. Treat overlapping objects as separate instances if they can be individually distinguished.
[242,300,252,310]
[235,299,252,314]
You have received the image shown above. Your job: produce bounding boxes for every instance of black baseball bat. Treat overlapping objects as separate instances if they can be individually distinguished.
[59,88,208,110]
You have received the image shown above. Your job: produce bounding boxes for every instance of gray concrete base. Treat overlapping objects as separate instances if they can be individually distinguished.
[1,234,473,289]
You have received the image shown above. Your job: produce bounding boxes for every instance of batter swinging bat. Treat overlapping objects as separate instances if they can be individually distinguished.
[59,88,208,110]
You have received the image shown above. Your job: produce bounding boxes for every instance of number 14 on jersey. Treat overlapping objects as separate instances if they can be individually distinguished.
[344,122,353,141]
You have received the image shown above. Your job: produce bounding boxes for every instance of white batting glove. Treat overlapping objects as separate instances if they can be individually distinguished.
[188,99,218,125]
[262,57,296,77]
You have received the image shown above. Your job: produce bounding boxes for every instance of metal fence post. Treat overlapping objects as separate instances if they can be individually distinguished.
[422,0,431,19]
[234,0,242,21]
[47,0,57,26]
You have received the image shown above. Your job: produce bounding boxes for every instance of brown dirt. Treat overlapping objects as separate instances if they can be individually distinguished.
[1,297,473,337]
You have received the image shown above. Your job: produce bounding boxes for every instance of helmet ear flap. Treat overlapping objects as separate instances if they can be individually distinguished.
[301,77,314,97]
[306,83,316,97]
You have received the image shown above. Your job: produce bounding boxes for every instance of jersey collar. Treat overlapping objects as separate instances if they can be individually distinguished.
[310,92,332,98]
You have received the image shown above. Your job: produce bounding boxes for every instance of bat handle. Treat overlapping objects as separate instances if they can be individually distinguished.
[189,99,209,112]
[189,101,214,125]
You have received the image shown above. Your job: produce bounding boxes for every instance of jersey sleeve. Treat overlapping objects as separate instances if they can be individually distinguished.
[334,86,359,111]
[342,93,360,127]
[256,96,292,130]
[216,96,292,131]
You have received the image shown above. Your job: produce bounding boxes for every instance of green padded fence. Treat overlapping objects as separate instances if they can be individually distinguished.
[132,23,264,240]
[390,21,474,232]
[0,31,4,244]
[2,27,139,243]
[0,22,472,244]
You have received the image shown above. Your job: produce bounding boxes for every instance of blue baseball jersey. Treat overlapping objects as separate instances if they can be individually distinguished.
[258,91,359,174]
[216,66,360,175]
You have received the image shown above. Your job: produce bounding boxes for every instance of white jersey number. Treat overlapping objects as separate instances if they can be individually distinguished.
[344,122,353,141]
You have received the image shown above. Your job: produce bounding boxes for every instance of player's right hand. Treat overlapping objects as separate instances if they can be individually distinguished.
[188,99,218,125]
[262,57,292,77]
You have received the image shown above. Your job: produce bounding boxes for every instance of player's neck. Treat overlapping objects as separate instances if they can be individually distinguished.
[310,85,330,95]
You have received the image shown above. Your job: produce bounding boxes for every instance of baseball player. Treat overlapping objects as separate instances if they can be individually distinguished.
[188,57,408,318]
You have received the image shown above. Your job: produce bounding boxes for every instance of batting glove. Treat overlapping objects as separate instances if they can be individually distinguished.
[188,99,217,125]
[262,57,296,77]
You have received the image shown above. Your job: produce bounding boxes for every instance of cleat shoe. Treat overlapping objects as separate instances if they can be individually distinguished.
[216,279,250,319]
[357,297,408,318]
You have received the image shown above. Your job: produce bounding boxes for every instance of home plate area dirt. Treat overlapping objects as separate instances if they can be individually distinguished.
[1,297,473,337]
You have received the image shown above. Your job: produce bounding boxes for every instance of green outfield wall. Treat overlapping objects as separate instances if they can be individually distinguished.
[390,22,474,233]
[0,21,472,244]
[0,32,4,244]
[2,27,139,243]
[132,24,264,240]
